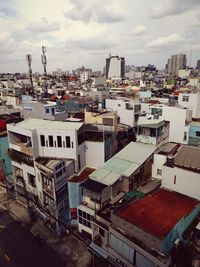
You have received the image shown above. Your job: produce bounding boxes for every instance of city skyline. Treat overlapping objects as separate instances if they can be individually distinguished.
[0,0,200,72]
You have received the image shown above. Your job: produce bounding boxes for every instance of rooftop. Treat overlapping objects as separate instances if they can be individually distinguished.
[115,189,199,239]
[138,120,165,129]
[13,118,83,130]
[190,121,200,127]
[69,167,95,183]
[36,157,62,170]
[81,179,107,193]
[174,145,200,171]
[90,142,157,186]
[156,142,179,155]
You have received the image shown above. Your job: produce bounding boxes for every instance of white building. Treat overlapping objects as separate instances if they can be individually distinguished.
[21,96,68,121]
[178,69,191,79]
[106,98,141,127]
[152,144,200,201]
[137,119,169,146]
[106,55,125,79]
[178,92,200,119]
[163,145,200,200]
[80,71,90,84]
[140,103,192,144]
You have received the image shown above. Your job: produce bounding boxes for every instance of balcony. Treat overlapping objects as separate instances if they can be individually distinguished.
[9,142,33,156]
[8,149,34,167]
[26,185,38,196]
[43,184,54,198]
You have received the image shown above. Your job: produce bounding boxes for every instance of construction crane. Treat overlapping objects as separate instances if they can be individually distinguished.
[25,54,34,95]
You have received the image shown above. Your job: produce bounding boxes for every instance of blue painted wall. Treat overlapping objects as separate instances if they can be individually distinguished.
[188,125,200,146]
[0,136,12,175]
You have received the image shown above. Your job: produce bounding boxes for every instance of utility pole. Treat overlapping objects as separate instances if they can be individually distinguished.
[26,54,34,95]
[41,46,48,96]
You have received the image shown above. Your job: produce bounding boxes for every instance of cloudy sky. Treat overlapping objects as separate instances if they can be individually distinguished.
[0,0,200,73]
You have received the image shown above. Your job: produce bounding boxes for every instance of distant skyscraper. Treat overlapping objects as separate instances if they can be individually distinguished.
[106,55,125,79]
[166,54,187,75]
[196,59,200,70]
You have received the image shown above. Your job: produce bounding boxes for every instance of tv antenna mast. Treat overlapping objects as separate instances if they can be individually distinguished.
[26,54,34,95]
[41,46,48,95]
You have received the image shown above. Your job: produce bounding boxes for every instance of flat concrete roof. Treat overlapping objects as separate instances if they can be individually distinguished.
[115,189,199,239]
[90,142,157,186]
[14,118,83,130]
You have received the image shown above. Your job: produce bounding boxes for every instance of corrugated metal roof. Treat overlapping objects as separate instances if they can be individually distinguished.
[138,120,165,129]
[175,145,200,171]
[90,142,157,186]
[14,118,83,130]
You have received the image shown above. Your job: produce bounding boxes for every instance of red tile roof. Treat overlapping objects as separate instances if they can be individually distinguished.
[69,167,95,183]
[115,189,199,239]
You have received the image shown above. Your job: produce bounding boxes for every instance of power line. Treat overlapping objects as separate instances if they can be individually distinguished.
[0,182,89,246]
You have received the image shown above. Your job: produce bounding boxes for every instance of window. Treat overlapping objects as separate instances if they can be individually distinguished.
[103,118,113,126]
[78,209,82,217]
[46,108,49,114]
[183,131,187,141]
[182,95,189,102]
[48,135,53,147]
[151,108,162,116]
[196,131,200,137]
[65,136,71,148]
[157,169,162,176]
[78,210,92,228]
[40,135,45,146]
[57,136,62,147]
[28,173,36,187]
[174,175,176,184]
[78,154,81,170]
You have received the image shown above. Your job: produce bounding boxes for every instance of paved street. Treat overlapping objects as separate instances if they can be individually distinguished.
[0,208,66,267]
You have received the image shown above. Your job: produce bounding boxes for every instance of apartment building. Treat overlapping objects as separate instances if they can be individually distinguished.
[140,102,192,144]
[7,118,85,232]
[106,55,125,79]
[166,54,187,75]
[137,119,169,146]
[178,92,200,119]
[21,96,68,121]
[105,98,141,127]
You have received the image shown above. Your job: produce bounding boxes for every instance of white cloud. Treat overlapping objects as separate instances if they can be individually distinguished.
[0,0,199,72]
[130,25,147,36]
[146,34,182,48]
[65,0,125,24]
[151,0,200,19]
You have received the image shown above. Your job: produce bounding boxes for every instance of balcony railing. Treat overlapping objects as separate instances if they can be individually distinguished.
[43,185,54,198]
[10,142,33,156]
[8,149,34,167]
[26,185,38,196]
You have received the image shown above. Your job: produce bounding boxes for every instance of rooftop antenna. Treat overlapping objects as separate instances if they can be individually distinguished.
[26,54,34,95]
[41,46,48,95]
